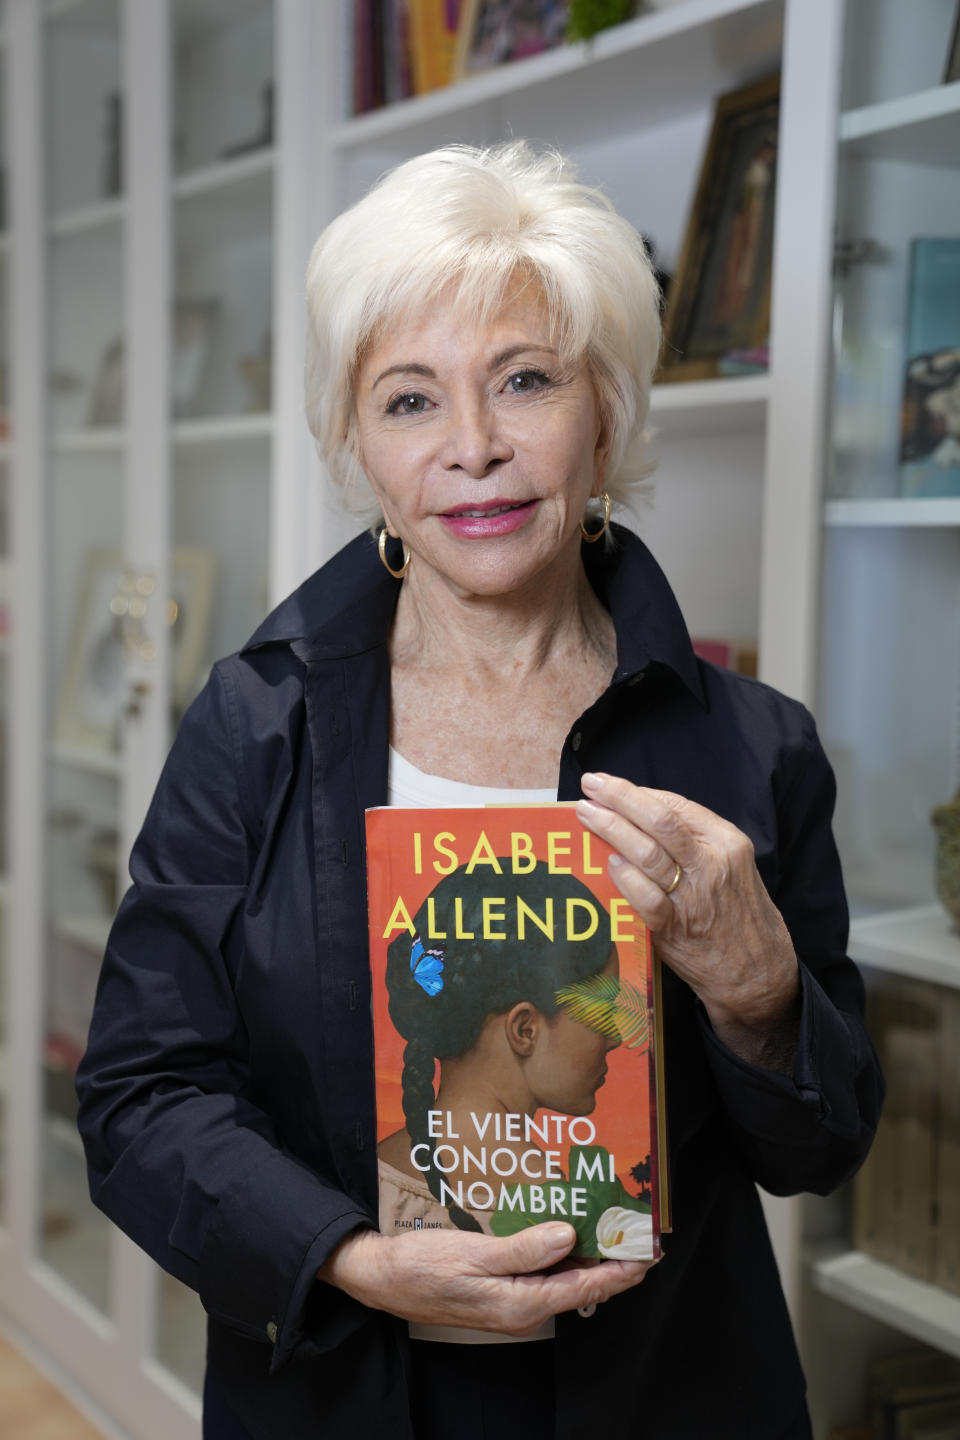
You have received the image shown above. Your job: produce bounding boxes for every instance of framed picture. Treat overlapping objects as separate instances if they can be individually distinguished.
[454,0,569,78]
[171,299,220,419]
[945,2,960,83]
[87,336,124,427]
[54,546,217,753]
[660,74,780,382]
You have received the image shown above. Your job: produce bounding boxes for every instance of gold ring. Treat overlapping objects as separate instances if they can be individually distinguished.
[664,861,682,895]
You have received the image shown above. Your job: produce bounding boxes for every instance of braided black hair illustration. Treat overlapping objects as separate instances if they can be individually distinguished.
[385,864,614,1231]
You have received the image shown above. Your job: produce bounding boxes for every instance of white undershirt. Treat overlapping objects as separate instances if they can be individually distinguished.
[385,747,557,1344]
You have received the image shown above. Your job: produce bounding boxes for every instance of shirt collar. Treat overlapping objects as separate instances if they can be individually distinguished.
[241,523,705,705]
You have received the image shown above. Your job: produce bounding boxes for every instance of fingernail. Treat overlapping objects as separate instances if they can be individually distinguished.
[576,798,599,817]
[581,772,604,792]
[542,1223,576,1245]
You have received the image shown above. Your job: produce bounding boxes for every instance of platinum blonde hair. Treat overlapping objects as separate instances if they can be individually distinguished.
[304,141,661,521]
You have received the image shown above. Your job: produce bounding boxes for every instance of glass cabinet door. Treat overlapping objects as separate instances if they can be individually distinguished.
[819,0,960,912]
[41,0,124,1315]
[154,0,276,1393]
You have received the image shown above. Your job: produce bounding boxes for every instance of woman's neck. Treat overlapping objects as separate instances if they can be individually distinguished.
[389,547,615,682]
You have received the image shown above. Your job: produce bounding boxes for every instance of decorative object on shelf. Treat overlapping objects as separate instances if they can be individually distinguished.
[221,81,275,159]
[101,91,122,199]
[86,337,124,428]
[660,74,779,383]
[54,546,217,753]
[238,331,272,413]
[932,787,960,931]
[171,299,220,420]
[566,0,635,44]
[945,2,960,83]
[455,0,569,78]
[899,239,960,499]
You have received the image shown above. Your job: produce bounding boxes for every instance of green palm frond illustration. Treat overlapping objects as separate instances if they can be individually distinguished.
[554,975,649,1051]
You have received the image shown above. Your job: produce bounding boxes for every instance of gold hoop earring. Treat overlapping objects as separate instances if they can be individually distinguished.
[378,527,411,579]
[580,491,611,543]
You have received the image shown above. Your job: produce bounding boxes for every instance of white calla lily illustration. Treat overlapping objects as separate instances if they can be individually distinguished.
[595,1206,654,1260]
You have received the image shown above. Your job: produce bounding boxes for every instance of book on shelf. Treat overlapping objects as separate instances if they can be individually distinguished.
[868,1350,960,1440]
[691,636,758,678]
[852,976,957,1293]
[899,238,960,499]
[365,802,669,1260]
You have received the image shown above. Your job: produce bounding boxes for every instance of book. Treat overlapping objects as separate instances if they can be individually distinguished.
[853,978,940,1281]
[365,802,669,1260]
[407,0,462,94]
[899,238,960,499]
[691,636,758,678]
[868,1350,960,1440]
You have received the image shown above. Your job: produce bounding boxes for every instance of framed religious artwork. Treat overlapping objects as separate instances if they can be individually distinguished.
[660,74,780,383]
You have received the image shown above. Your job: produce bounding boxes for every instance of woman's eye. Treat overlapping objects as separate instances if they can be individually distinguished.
[386,392,429,416]
[506,369,550,394]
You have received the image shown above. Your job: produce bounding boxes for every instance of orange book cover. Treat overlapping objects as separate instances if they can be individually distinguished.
[365,802,669,1261]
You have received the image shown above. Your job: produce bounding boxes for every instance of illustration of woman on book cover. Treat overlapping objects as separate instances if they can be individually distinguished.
[377,864,654,1259]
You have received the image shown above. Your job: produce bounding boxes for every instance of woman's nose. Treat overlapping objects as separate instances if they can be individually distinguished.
[438,401,513,478]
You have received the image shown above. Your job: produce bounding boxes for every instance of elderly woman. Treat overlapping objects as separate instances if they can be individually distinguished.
[77,143,882,1440]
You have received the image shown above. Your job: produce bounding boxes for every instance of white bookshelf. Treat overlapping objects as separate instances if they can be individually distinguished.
[825,498,960,527]
[840,80,960,164]
[173,413,273,446]
[850,905,960,990]
[48,197,124,240]
[649,376,770,434]
[813,1251,960,1361]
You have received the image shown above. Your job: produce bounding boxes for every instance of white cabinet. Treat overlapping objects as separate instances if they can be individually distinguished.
[803,0,960,1432]
[0,2,323,1433]
[0,0,939,1434]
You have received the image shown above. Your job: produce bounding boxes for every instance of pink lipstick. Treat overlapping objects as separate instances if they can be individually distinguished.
[439,498,537,538]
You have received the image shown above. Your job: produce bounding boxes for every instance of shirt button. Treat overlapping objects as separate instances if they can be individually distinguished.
[266,1320,278,1344]
[571,732,582,751]
[577,1303,597,1318]
[628,673,643,687]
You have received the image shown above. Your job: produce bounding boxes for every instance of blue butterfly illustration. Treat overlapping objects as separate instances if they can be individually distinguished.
[410,933,445,996]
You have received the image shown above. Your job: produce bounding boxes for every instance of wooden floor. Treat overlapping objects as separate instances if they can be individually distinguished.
[0,1333,107,1439]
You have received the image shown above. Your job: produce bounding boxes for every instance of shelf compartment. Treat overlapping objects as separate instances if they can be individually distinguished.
[825,498,960,527]
[839,81,960,166]
[649,375,770,435]
[48,196,124,240]
[332,0,784,149]
[849,904,960,989]
[813,1250,960,1360]
[52,912,112,953]
[49,742,123,777]
[173,413,273,446]
[172,147,275,205]
[51,427,127,456]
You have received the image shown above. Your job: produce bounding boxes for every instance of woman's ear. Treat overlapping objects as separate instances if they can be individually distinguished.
[504,1002,541,1058]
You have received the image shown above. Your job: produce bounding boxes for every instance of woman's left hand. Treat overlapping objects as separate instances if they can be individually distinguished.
[576,772,801,1072]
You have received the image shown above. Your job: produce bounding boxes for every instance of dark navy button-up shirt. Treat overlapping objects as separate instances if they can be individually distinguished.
[76,525,882,1439]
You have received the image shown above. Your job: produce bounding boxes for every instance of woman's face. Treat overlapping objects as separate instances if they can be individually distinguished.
[525,950,621,1116]
[353,284,609,600]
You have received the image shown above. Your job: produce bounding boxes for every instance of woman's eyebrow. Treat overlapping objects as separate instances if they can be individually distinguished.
[371,361,435,388]
[371,344,559,390]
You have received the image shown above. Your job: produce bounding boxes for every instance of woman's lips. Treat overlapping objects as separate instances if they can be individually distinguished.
[439,499,537,538]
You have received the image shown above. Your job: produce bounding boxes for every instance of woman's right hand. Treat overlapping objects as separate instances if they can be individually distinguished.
[316,1223,653,1334]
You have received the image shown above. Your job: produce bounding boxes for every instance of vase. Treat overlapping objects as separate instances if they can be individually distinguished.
[931,788,960,930]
